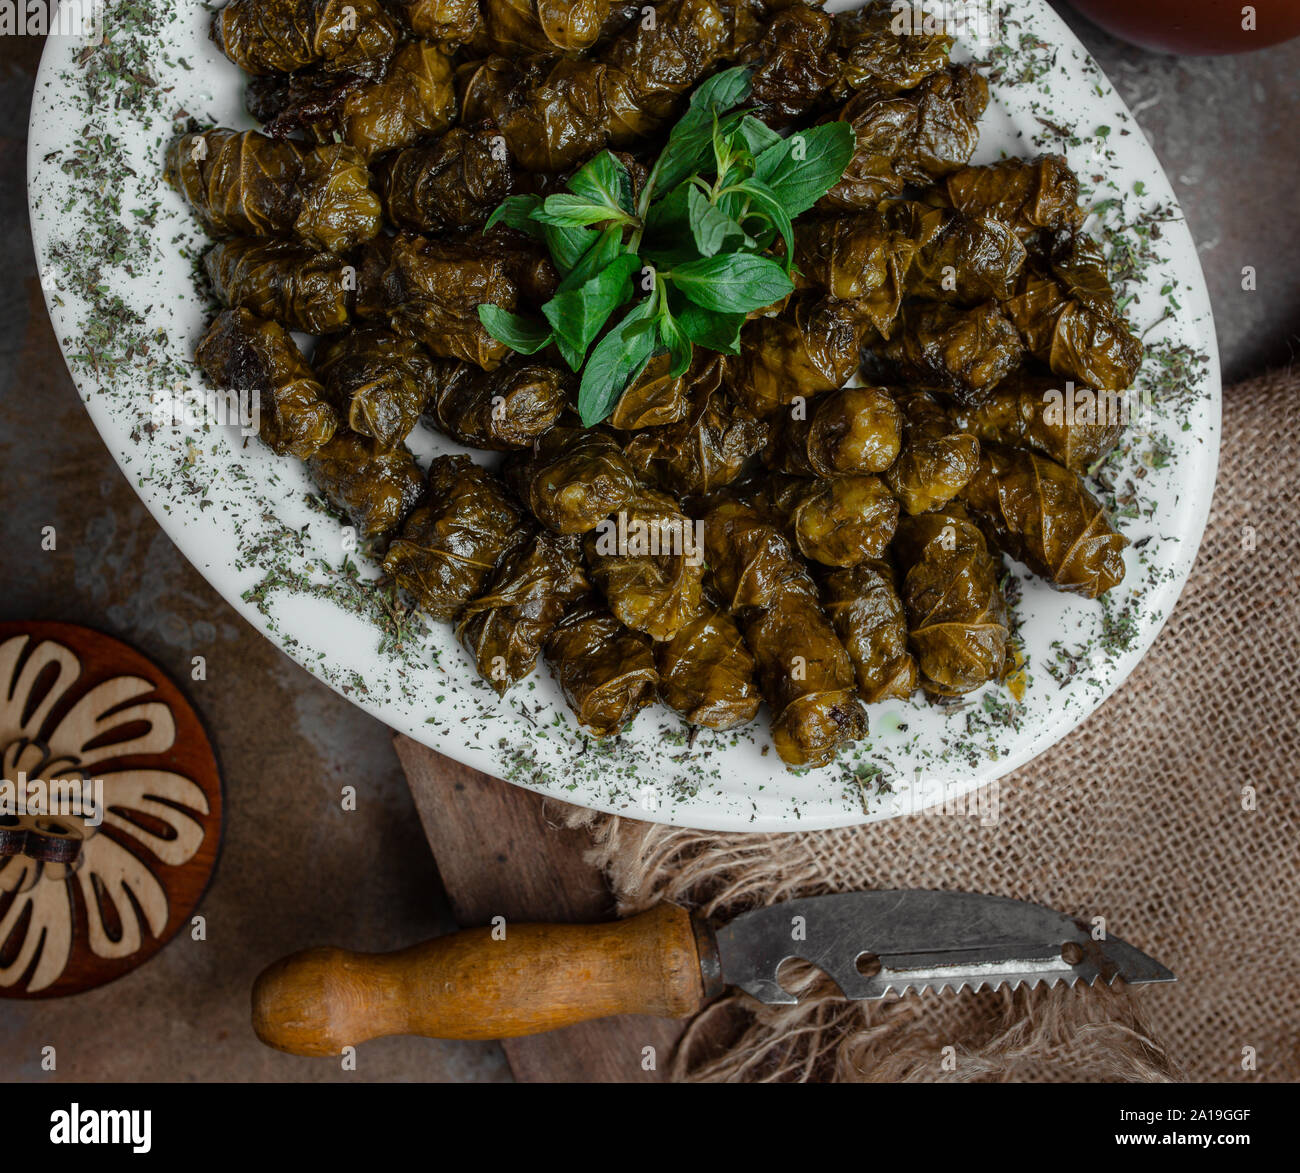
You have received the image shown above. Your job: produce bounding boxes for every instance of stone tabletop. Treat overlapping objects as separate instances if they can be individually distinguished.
[1,7,1296,1082]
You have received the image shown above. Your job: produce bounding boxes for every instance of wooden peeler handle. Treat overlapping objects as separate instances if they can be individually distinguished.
[251,903,720,1056]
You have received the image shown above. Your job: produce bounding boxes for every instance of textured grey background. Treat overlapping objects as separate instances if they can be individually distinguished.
[0,7,1296,1082]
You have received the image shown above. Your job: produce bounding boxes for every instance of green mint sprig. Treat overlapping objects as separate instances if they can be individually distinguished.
[476,67,855,427]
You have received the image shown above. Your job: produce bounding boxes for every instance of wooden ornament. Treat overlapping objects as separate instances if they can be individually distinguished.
[0,622,222,998]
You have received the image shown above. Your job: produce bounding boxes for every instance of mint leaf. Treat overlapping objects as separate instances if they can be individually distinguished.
[534,193,632,228]
[650,69,752,198]
[478,305,553,354]
[728,177,794,269]
[484,194,543,237]
[687,186,745,257]
[577,300,658,426]
[668,254,793,314]
[544,223,597,274]
[733,114,781,158]
[543,253,640,356]
[567,150,635,215]
[754,122,855,216]
[674,299,746,355]
[559,226,627,293]
[656,311,693,378]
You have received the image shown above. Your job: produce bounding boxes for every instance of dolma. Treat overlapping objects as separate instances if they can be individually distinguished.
[727,294,868,418]
[496,0,735,171]
[623,378,768,501]
[211,0,399,76]
[608,350,701,432]
[379,127,516,234]
[951,370,1124,472]
[792,210,918,336]
[819,559,918,704]
[877,300,1024,402]
[961,445,1128,599]
[893,505,1008,696]
[168,129,381,254]
[830,2,952,99]
[512,423,639,533]
[767,474,898,568]
[823,65,988,209]
[335,41,458,159]
[472,0,615,55]
[456,530,589,694]
[305,431,424,540]
[544,602,658,736]
[704,500,866,768]
[355,233,520,368]
[936,155,1085,241]
[314,327,436,450]
[195,308,338,459]
[739,3,839,127]
[883,200,1027,304]
[382,455,529,620]
[204,238,352,335]
[766,384,902,478]
[426,358,568,449]
[654,599,761,730]
[883,387,980,516]
[458,53,554,126]
[584,487,705,641]
[398,0,483,44]
[1001,231,1143,391]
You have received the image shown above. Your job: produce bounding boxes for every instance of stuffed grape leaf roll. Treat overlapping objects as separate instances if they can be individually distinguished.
[472,0,615,55]
[893,505,1008,696]
[883,200,1027,304]
[315,327,436,451]
[876,300,1024,402]
[792,210,918,337]
[766,384,902,478]
[830,2,952,99]
[510,422,640,533]
[211,0,399,77]
[728,294,869,418]
[204,238,352,335]
[379,127,517,234]
[1001,230,1143,392]
[819,558,917,704]
[584,487,705,641]
[739,3,839,127]
[306,432,425,541]
[960,444,1128,598]
[823,65,988,209]
[766,473,898,568]
[882,387,980,516]
[935,154,1085,241]
[654,598,761,730]
[544,602,658,736]
[456,530,589,694]
[168,130,381,254]
[426,358,568,449]
[623,377,768,502]
[195,308,338,459]
[354,233,521,368]
[951,370,1124,472]
[382,455,529,620]
[704,500,866,768]
[398,0,483,44]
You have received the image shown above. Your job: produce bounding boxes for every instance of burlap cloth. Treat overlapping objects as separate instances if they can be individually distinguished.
[562,369,1300,1082]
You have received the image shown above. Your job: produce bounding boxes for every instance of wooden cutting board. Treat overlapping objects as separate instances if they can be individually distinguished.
[394,735,685,1082]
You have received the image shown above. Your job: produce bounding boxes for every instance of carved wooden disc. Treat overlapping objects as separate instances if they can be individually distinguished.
[0,622,223,998]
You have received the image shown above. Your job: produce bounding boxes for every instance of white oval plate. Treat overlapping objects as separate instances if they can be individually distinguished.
[28,0,1219,831]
